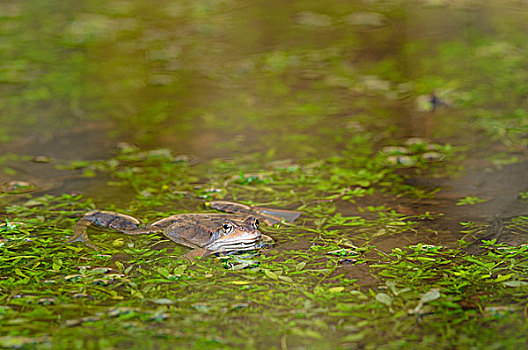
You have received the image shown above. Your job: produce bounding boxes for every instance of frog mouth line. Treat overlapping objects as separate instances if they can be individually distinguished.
[206,237,262,251]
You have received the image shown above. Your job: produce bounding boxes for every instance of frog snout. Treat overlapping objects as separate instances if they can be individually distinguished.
[244,227,261,239]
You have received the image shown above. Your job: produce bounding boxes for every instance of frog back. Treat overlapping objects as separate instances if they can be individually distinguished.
[160,214,232,249]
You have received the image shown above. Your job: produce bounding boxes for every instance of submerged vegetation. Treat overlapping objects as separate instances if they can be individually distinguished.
[2,0,528,348]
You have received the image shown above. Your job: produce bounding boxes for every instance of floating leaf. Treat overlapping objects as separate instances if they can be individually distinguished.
[263,269,279,280]
[328,249,360,257]
[375,292,393,306]
[304,329,323,340]
[0,336,46,348]
[148,298,176,305]
[14,268,28,278]
[173,265,187,276]
[156,267,171,279]
[296,262,307,270]
[64,245,84,252]
[314,217,326,228]
[278,275,294,283]
[192,303,210,313]
[419,288,441,304]
[490,274,513,283]
[112,238,125,247]
[485,305,517,313]
[227,303,249,312]
[114,261,125,272]
[340,332,366,342]
[52,258,63,271]
[503,281,528,287]
[413,288,441,314]
[456,196,487,206]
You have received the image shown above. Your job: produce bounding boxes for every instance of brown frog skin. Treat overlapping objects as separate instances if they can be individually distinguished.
[67,201,300,259]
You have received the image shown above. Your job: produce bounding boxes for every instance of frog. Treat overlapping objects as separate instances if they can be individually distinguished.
[67,201,301,259]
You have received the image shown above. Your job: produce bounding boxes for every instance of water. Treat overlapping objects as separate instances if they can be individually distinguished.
[3,0,528,240]
[1,1,528,348]
[0,0,493,159]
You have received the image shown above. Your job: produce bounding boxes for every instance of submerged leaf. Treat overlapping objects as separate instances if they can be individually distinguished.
[503,281,528,287]
[419,288,441,304]
[375,292,393,306]
[148,298,176,305]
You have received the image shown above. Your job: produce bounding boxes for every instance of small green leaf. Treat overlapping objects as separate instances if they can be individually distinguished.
[340,332,366,342]
[304,329,322,339]
[52,259,63,271]
[491,274,513,283]
[156,267,171,279]
[14,268,28,278]
[456,196,487,206]
[278,275,294,283]
[419,288,441,304]
[173,265,187,275]
[296,262,307,270]
[263,269,279,280]
[503,280,528,287]
[64,245,83,252]
[148,298,176,305]
[314,217,326,228]
[328,286,345,293]
[114,261,125,272]
[375,292,393,306]
[112,238,125,247]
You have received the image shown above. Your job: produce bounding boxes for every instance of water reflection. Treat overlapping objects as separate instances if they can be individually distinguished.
[1,1,527,160]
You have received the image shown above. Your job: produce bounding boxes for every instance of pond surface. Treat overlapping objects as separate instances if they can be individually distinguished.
[1,0,528,349]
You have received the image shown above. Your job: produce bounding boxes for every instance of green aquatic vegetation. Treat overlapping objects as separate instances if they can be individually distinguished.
[488,152,521,168]
[376,242,528,317]
[2,209,527,348]
[518,191,528,201]
[1,188,527,348]
[54,140,448,214]
[503,216,528,235]
[0,134,519,349]
[456,196,487,206]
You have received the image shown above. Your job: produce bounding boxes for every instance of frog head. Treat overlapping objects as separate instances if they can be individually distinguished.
[205,216,262,252]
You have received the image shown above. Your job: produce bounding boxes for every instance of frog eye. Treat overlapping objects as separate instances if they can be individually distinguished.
[222,223,233,234]
[253,219,259,229]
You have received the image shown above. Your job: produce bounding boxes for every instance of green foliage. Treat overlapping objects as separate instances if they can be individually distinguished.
[518,191,528,201]
[456,196,487,206]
